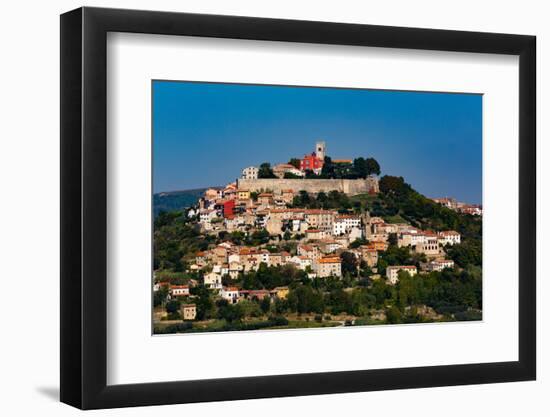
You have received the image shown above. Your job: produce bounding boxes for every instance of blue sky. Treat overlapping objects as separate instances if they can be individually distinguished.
[153,81,482,204]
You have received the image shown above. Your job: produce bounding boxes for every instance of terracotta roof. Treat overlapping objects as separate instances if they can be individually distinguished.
[305,209,335,215]
[388,265,417,270]
[318,256,341,264]
[439,230,460,236]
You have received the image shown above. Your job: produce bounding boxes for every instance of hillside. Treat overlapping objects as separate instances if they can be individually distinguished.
[153,188,212,217]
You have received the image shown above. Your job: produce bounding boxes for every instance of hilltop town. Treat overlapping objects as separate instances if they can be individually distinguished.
[153,142,482,333]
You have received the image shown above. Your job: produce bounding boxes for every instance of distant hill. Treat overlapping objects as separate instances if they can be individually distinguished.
[153,188,214,217]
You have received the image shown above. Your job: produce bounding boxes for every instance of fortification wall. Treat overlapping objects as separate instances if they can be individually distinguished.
[237,177,379,196]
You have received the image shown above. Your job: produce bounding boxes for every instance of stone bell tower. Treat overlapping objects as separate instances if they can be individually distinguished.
[315,141,326,160]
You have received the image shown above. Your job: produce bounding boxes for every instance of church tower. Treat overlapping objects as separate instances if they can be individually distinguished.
[315,141,326,160]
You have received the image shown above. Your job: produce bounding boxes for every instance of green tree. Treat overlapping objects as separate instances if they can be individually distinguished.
[321,156,335,178]
[386,306,403,324]
[379,175,408,195]
[153,285,169,307]
[365,157,381,176]
[258,162,276,178]
[353,157,368,178]
[165,299,180,314]
[340,251,358,276]
[191,285,214,320]
[288,158,301,169]
[260,296,271,314]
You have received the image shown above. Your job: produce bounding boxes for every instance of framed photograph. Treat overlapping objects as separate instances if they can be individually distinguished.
[60,6,536,410]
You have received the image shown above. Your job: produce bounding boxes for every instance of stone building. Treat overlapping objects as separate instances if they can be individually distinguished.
[241,166,259,180]
[181,304,197,320]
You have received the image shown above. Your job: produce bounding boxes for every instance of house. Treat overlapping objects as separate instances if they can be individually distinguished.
[438,230,461,246]
[359,245,379,267]
[373,222,399,234]
[273,163,304,178]
[313,256,342,278]
[414,233,440,257]
[386,265,417,284]
[228,261,243,279]
[242,166,259,179]
[300,152,324,173]
[153,281,170,292]
[267,252,283,267]
[281,189,295,204]
[305,229,325,240]
[317,239,343,254]
[367,241,389,252]
[239,289,272,302]
[297,244,320,260]
[213,245,229,264]
[273,286,289,299]
[213,263,229,277]
[299,142,326,174]
[332,215,361,235]
[237,189,250,200]
[199,209,217,224]
[349,227,363,242]
[289,255,312,271]
[170,285,190,297]
[221,200,236,217]
[204,188,220,201]
[195,251,208,267]
[427,259,455,272]
[369,232,388,243]
[432,197,458,209]
[203,272,222,290]
[221,287,240,304]
[397,231,425,247]
[459,205,482,216]
[304,209,335,231]
[265,217,283,235]
[181,304,197,320]
[258,193,273,206]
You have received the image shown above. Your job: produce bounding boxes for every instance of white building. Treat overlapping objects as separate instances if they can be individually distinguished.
[428,259,455,272]
[438,230,461,246]
[386,265,417,284]
[349,227,364,242]
[241,166,259,180]
[199,209,218,224]
[213,264,229,277]
[415,234,440,256]
[398,231,425,248]
[221,287,240,304]
[170,285,190,297]
[289,255,312,271]
[203,272,222,290]
[313,256,342,278]
[332,215,361,236]
[228,262,243,279]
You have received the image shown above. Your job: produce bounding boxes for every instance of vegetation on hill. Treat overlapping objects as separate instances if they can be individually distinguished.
[153,173,483,333]
[319,156,381,179]
[153,188,208,217]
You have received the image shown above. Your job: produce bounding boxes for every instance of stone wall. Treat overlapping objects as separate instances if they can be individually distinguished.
[237,177,379,196]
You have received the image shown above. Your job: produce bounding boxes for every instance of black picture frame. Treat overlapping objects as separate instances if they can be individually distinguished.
[60,6,536,410]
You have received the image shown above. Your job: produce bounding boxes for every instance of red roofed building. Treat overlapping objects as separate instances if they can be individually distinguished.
[300,152,324,173]
[221,199,235,218]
